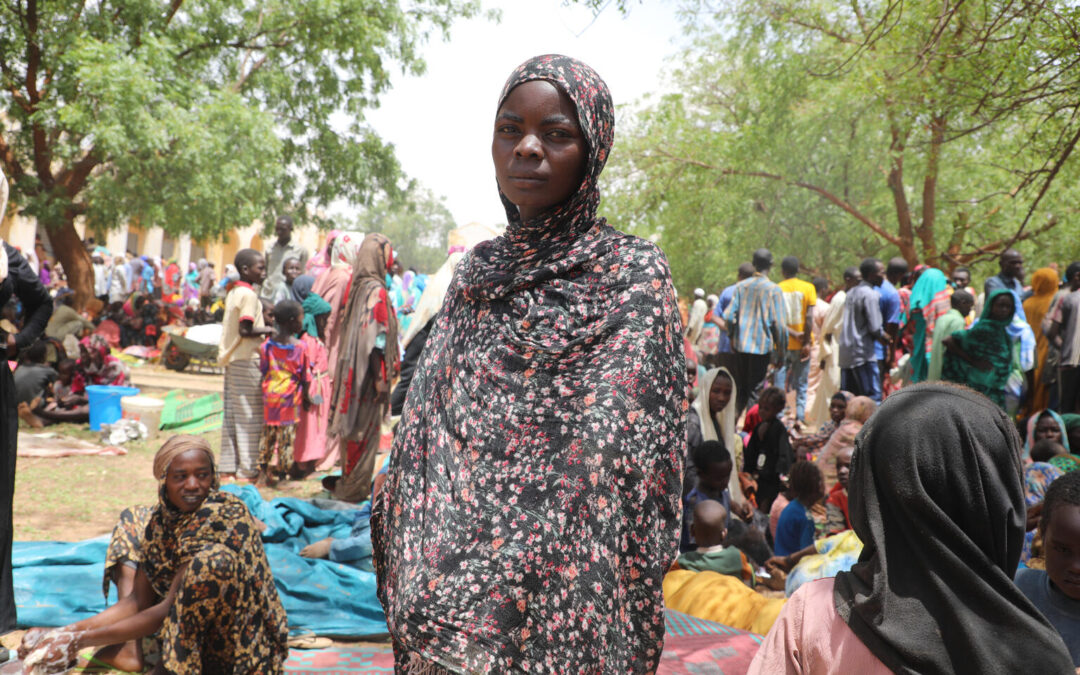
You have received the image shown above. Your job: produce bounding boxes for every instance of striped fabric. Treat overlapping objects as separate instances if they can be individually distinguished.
[723,274,787,355]
[219,360,263,476]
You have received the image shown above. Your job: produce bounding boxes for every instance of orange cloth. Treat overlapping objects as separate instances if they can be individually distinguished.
[663,569,785,635]
[1023,268,1059,414]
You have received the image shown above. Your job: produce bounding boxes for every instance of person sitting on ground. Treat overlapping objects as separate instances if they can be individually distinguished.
[14,340,57,428]
[791,391,850,460]
[748,383,1074,674]
[773,461,825,558]
[258,300,313,487]
[1025,409,1071,462]
[1022,461,1065,567]
[824,446,854,535]
[815,395,876,489]
[1032,439,1069,464]
[673,500,756,586]
[1015,470,1080,666]
[744,386,795,514]
[78,334,131,386]
[682,441,753,552]
[299,503,374,572]
[33,357,90,425]
[686,367,746,504]
[18,435,288,674]
[44,293,93,343]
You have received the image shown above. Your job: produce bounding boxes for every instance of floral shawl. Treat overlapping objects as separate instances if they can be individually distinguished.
[372,55,686,674]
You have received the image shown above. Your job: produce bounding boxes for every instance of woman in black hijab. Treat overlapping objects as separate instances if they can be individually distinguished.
[750,383,1073,674]
[0,171,53,634]
[373,55,686,674]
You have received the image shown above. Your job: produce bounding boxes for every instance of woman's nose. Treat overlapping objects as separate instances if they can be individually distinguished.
[515,132,543,158]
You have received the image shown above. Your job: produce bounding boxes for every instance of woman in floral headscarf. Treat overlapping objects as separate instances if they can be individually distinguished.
[78,334,130,386]
[373,55,686,674]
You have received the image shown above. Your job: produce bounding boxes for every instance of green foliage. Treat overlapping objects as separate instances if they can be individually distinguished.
[605,0,1080,291]
[0,0,483,239]
[351,182,458,275]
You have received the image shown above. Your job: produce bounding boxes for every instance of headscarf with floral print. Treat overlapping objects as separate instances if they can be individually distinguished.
[372,55,686,674]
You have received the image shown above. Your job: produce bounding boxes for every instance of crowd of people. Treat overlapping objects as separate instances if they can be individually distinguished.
[2,52,1079,673]
[682,246,1080,670]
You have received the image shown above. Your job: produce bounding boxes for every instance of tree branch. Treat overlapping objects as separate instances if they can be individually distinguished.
[649,148,902,247]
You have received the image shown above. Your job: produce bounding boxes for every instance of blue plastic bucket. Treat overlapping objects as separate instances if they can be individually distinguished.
[86,385,140,431]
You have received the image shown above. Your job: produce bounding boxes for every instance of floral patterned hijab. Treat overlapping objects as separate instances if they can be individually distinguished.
[373,55,685,673]
[459,54,615,303]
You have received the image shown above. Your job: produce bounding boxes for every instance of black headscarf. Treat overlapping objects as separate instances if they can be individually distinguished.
[372,55,686,673]
[833,383,1073,674]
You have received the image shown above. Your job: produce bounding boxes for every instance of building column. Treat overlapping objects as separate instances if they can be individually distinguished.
[143,226,165,259]
[105,224,129,259]
[178,232,192,275]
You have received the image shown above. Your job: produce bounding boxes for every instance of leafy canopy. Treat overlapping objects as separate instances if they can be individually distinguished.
[0,0,482,240]
[604,0,1080,290]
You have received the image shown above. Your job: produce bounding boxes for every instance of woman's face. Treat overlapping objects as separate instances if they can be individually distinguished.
[830,397,847,425]
[990,293,1015,321]
[492,80,587,222]
[1035,414,1063,443]
[164,450,214,512]
[708,375,733,416]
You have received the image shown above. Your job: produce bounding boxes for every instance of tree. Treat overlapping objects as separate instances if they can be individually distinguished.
[352,183,457,275]
[605,0,1080,290]
[0,0,481,304]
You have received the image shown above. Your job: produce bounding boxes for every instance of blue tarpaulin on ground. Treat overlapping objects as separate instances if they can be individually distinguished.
[13,485,387,638]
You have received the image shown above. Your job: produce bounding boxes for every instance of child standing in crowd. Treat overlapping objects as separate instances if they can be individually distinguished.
[294,291,333,477]
[219,249,272,481]
[1015,470,1080,666]
[258,300,313,486]
[744,386,795,513]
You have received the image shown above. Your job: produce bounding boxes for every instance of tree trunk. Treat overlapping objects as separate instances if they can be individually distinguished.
[46,216,94,309]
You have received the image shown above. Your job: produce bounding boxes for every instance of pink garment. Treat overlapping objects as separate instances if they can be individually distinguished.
[310,265,351,471]
[748,578,890,675]
[294,334,332,464]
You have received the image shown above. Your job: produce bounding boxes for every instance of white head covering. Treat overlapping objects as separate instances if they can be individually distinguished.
[691,367,744,501]
[331,231,365,269]
[693,287,705,298]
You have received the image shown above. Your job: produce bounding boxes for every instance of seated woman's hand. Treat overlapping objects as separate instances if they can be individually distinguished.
[765,555,791,573]
[18,626,50,659]
[20,628,84,673]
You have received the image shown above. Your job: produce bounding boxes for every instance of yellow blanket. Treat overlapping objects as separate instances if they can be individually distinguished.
[663,569,785,635]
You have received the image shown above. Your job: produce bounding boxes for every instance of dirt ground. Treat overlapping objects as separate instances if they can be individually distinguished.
[13,368,327,542]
